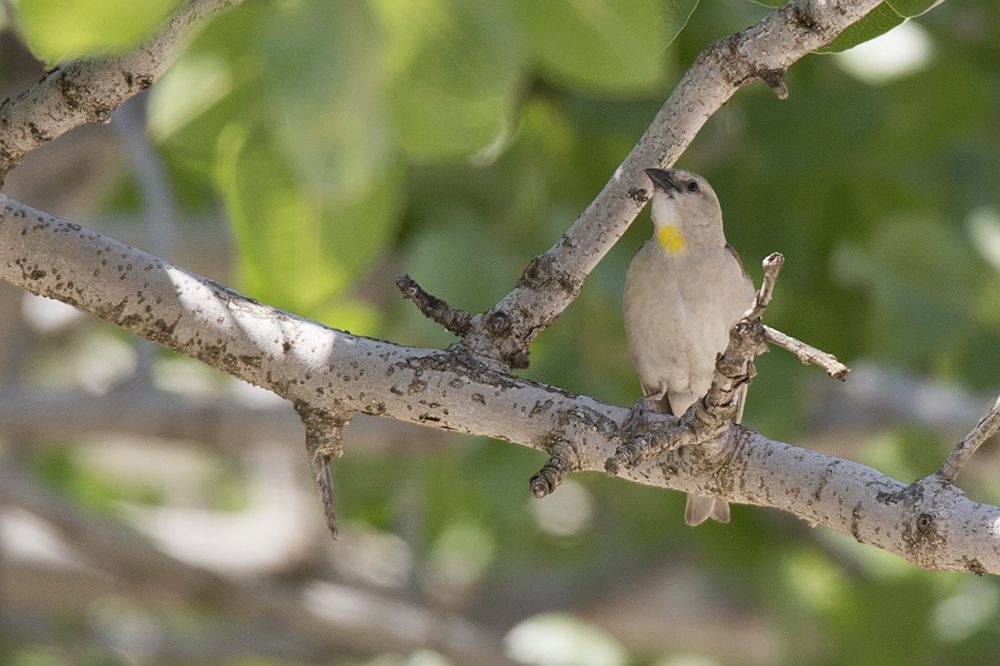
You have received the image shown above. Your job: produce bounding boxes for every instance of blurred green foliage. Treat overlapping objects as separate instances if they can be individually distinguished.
[10,0,1000,664]
[14,0,181,65]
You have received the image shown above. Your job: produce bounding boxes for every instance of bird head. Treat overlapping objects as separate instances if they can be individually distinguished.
[645,168,726,252]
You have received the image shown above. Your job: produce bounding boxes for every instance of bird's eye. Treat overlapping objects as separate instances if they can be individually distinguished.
[686,181,699,193]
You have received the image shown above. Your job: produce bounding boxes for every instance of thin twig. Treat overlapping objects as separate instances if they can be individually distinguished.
[294,401,352,540]
[747,252,784,320]
[396,274,472,337]
[751,255,850,382]
[938,393,1000,483]
[529,437,578,498]
[762,325,850,381]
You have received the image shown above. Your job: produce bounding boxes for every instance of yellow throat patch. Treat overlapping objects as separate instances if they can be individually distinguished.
[657,225,685,253]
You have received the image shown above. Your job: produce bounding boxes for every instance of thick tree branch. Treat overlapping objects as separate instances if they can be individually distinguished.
[2,199,997,576]
[0,0,243,181]
[458,0,883,368]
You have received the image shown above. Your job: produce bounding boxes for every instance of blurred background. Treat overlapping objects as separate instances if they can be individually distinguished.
[2,0,1000,664]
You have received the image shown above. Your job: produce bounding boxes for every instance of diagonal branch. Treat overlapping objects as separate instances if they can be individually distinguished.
[938,392,1000,483]
[0,0,243,181]
[763,325,851,380]
[458,0,883,368]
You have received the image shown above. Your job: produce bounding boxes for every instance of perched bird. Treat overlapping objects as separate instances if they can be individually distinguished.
[623,168,755,525]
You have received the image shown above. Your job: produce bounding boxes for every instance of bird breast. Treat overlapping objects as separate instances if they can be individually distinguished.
[624,241,754,407]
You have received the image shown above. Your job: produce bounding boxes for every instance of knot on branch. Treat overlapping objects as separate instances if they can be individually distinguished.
[294,401,354,540]
[760,69,789,100]
[896,475,966,569]
[606,423,693,477]
[517,254,582,298]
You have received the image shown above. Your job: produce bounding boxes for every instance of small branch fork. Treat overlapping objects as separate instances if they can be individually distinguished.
[605,253,849,475]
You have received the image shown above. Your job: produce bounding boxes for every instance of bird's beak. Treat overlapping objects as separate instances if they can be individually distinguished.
[645,168,679,193]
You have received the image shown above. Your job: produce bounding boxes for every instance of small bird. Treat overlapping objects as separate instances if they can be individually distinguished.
[623,168,755,525]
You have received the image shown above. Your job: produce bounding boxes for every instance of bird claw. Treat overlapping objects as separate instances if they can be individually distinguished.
[619,396,657,440]
[607,398,665,475]
[605,438,648,476]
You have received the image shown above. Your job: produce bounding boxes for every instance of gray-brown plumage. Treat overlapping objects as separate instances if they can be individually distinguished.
[624,168,755,525]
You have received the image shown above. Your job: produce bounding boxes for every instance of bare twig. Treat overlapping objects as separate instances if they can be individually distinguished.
[395,274,472,337]
[938,393,1000,483]
[762,325,850,381]
[294,401,352,539]
[747,252,783,319]
[0,0,243,180]
[755,254,851,381]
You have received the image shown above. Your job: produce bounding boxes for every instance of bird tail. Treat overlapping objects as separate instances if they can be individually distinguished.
[684,384,745,526]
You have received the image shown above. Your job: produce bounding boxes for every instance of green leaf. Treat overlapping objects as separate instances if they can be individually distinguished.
[819,3,904,53]
[264,1,395,200]
[215,123,403,317]
[508,0,690,95]
[885,0,944,18]
[830,218,984,366]
[15,0,181,65]
[147,0,271,146]
[368,0,524,159]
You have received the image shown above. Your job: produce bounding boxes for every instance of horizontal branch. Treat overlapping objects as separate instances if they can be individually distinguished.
[1,197,997,575]
[0,0,242,179]
[460,0,883,367]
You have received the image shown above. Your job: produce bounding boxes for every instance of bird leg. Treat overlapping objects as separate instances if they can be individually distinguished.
[620,391,670,441]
